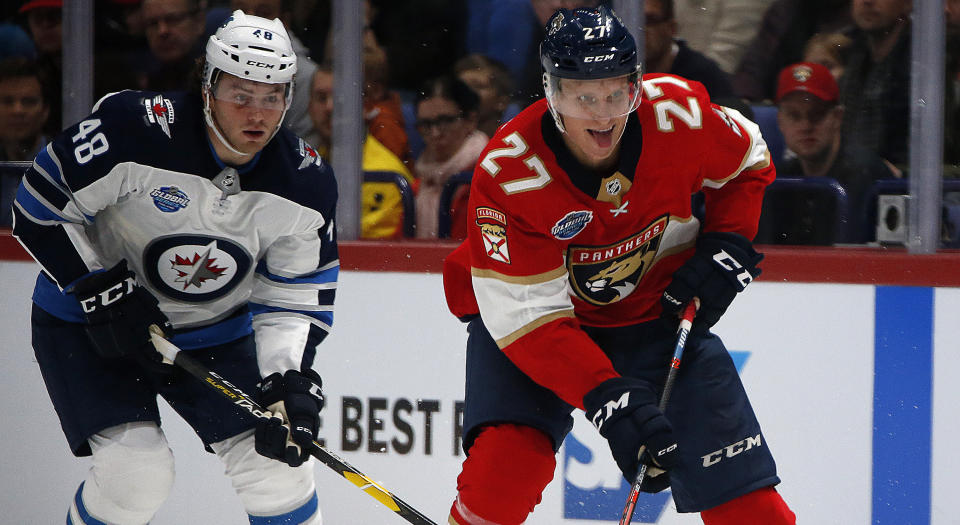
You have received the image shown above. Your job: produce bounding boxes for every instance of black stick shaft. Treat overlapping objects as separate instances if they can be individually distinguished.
[150,329,437,525]
[618,301,698,525]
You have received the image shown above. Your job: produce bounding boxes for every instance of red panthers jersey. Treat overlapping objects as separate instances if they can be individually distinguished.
[443,74,774,408]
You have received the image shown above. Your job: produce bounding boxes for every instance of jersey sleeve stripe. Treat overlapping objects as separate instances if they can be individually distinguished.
[702,106,769,189]
[471,269,574,344]
[22,169,71,212]
[254,264,338,287]
[13,190,69,224]
[470,265,568,285]
[251,308,333,332]
[17,176,73,221]
[34,143,67,188]
[496,309,577,348]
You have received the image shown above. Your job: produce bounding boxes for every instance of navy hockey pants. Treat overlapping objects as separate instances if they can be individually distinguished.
[32,304,261,456]
[460,316,781,513]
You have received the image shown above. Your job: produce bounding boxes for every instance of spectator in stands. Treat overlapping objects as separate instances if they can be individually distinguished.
[453,53,518,137]
[0,23,36,61]
[18,0,62,135]
[774,62,897,242]
[369,0,468,93]
[361,15,414,171]
[674,0,774,74]
[839,0,912,167]
[467,0,599,104]
[802,32,853,80]
[733,0,852,102]
[0,58,50,227]
[138,0,207,92]
[413,75,487,239]
[307,65,415,239]
[229,0,318,138]
[644,0,735,99]
[94,1,151,101]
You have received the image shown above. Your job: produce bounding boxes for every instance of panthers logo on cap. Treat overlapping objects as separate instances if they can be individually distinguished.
[792,64,814,83]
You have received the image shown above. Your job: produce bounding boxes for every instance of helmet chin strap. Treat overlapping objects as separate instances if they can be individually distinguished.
[202,89,288,159]
[203,90,248,157]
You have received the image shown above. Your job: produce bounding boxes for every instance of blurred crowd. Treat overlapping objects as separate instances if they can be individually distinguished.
[0,0,957,246]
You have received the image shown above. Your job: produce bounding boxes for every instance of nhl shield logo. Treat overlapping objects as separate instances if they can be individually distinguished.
[567,215,667,305]
[476,206,511,264]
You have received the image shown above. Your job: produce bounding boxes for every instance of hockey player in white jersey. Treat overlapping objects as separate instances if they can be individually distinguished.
[12,11,336,524]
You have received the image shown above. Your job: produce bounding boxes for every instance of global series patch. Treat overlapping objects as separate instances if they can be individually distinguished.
[476,206,511,264]
[151,186,190,212]
[566,215,668,305]
[551,210,593,240]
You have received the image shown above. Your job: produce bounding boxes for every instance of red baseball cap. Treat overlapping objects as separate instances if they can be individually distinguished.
[19,0,62,13]
[776,62,838,103]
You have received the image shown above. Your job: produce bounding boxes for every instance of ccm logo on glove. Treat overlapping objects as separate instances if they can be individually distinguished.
[79,275,136,313]
[712,249,754,288]
[589,391,630,431]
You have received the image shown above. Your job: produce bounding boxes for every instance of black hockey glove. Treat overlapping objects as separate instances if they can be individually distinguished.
[583,377,679,490]
[661,232,763,330]
[255,369,325,467]
[72,260,171,368]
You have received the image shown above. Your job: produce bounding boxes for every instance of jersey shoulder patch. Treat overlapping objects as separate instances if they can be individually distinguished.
[253,129,338,215]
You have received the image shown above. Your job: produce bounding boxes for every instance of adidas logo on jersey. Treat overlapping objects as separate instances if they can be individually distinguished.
[143,95,175,138]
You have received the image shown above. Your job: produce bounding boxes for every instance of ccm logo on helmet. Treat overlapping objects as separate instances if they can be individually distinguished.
[701,434,763,467]
[246,60,276,69]
[584,54,615,63]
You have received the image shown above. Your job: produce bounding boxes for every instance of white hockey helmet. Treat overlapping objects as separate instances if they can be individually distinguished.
[204,10,297,91]
[202,10,298,156]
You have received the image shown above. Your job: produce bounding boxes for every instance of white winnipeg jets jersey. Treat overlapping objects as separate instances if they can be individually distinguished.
[13,90,339,375]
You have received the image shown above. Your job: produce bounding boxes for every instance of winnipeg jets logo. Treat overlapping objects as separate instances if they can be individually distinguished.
[298,138,323,170]
[143,95,175,138]
[144,235,252,302]
[170,241,229,290]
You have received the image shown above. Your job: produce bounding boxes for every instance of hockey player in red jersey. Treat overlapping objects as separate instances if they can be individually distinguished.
[443,6,796,525]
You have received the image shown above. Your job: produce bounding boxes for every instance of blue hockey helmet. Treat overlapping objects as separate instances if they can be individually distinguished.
[540,6,642,131]
[540,5,639,81]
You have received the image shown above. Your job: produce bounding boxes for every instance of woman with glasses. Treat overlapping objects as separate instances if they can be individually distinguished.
[414,75,489,238]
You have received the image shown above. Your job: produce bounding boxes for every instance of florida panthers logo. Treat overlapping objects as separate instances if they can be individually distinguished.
[143,235,252,302]
[567,215,667,305]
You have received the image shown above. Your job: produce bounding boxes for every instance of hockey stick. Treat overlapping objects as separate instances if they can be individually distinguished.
[618,300,698,525]
[148,326,438,525]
